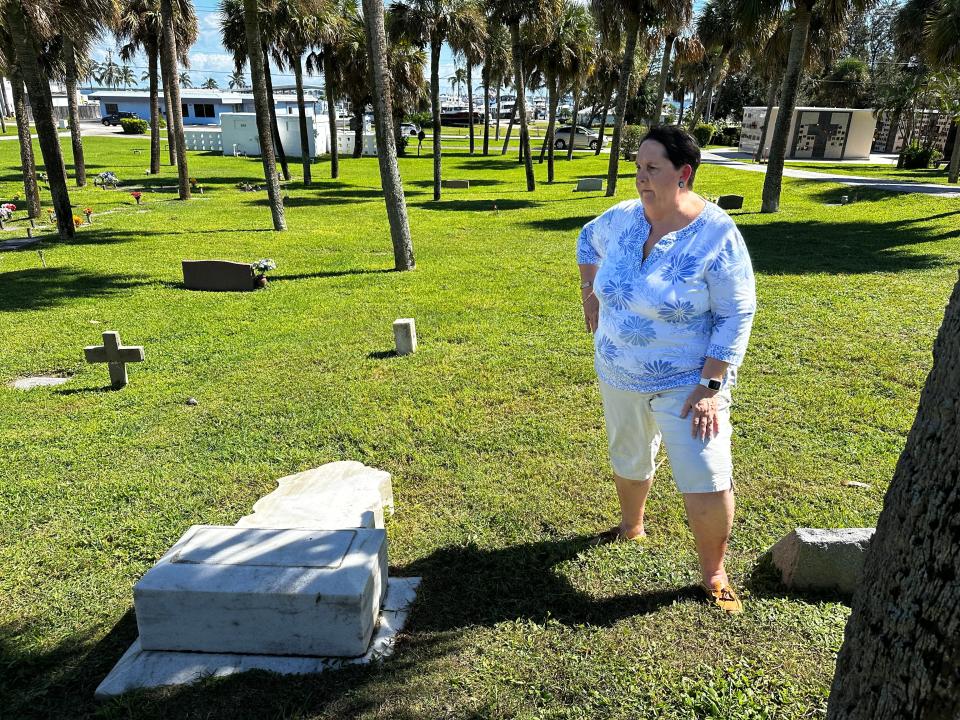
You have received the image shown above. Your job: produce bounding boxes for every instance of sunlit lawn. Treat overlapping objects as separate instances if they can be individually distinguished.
[2,134,959,719]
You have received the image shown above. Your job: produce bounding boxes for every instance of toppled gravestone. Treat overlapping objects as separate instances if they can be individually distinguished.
[771,527,875,596]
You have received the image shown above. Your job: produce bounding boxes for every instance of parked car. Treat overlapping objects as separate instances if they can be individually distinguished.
[400,123,420,137]
[553,124,603,151]
[102,111,140,126]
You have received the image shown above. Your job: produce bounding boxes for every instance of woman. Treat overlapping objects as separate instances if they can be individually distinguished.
[576,125,756,614]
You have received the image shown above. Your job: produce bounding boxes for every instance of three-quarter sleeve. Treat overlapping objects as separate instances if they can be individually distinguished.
[704,227,756,366]
[576,215,607,265]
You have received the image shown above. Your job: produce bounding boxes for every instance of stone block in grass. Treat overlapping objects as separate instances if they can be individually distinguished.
[771,527,874,595]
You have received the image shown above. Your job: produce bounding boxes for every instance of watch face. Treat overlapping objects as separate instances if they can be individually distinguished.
[708,379,722,391]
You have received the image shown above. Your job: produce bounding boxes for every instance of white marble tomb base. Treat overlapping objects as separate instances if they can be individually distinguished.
[95,577,420,699]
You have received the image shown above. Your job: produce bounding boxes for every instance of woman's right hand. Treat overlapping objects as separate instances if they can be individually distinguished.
[582,291,599,333]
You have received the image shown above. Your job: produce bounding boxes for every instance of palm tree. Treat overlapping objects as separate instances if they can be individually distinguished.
[0,31,40,217]
[449,2,486,155]
[333,7,372,159]
[179,71,192,88]
[391,0,486,200]
[924,0,960,182]
[228,68,246,88]
[481,19,511,153]
[99,51,124,89]
[220,0,291,180]
[447,65,466,96]
[241,0,285,229]
[161,0,192,200]
[745,0,876,213]
[361,0,414,270]
[532,0,593,182]
[487,0,548,192]
[201,76,219,89]
[306,2,352,179]
[648,0,693,126]
[120,64,137,88]
[564,18,597,161]
[386,28,428,142]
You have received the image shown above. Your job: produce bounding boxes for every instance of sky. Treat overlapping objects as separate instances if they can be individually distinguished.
[91,0,708,96]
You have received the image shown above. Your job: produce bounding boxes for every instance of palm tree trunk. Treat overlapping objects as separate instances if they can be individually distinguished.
[160,60,176,166]
[595,92,611,156]
[324,47,339,179]
[947,121,960,184]
[545,76,559,182]
[430,33,442,201]
[650,34,675,127]
[361,0,414,270]
[501,99,517,154]
[160,0,190,200]
[352,101,363,157]
[495,78,501,140]
[7,1,73,239]
[761,5,812,214]
[510,23,535,192]
[884,107,903,154]
[467,62,475,154]
[605,15,640,197]
[482,66,490,155]
[242,0,285,230]
[10,72,40,218]
[293,55,312,186]
[754,76,778,163]
[693,60,723,126]
[826,272,960,720]
[262,48,290,181]
[677,91,685,125]
[567,88,580,161]
[148,44,161,174]
[63,37,86,187]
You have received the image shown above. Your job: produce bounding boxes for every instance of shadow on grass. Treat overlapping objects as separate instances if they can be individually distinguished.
[743,214,958,274]
[415,198,541,212]
[368,349,398,359]
[272,268,396,281]
[23,534,706,719]
[745,551,853,606]
[408,179,505,188]
[526,215,595,232]
[0,267,151,312]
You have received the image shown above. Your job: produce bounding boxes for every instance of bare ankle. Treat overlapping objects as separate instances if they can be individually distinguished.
[620,523,646,539]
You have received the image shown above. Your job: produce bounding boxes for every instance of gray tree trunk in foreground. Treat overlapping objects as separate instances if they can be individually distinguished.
[501,98,517,154]
[148,44,161,174]
[467,62,475,154]
[430,34,442,201]
[650,34,675,127]
[293,56,312,185]
[947,121,959,184]
[11,71,40,218]
[761,6,811,213]
[827,271,960,719]
[595,92,611,155]
[754,77,778,163]
[567,88,579,161]
[243,0,285,230]
[606,16,639,197]
[482,68,490,155]
[262,50,290,181]
[160,0,190,200]
[361,0,414,271]
[160,60,176,166]
[63,37,86,187]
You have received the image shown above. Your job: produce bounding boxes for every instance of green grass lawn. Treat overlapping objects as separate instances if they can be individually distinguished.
[784,161,955,185]
[2,135,959,719]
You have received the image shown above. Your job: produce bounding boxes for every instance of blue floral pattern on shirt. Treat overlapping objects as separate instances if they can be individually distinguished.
[576,199,757,393]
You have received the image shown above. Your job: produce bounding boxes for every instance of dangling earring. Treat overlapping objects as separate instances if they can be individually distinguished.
[678,180,685,188]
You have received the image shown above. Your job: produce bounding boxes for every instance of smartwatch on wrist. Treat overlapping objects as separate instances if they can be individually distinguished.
[699,377,722,391]
[580,280,593,289]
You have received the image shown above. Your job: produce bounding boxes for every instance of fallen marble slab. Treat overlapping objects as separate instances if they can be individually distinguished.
[9,375,71,390]
[771,527,875,595]
[95,577,420,699]
[236,461,394,530]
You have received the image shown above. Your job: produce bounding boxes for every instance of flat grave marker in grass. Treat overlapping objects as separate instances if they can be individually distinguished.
[182,259,255,292]
[83,331,144,388]
[9,375,71,390]
[575,177,603,192]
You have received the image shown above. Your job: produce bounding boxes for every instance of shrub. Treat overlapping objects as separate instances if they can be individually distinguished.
[716,125,741,146]
[395,131,409,156]
[902,141,942,169]
[120,118,148,135]
[621,124,645,159]
[405,111,431,129]
[691,123,717,147]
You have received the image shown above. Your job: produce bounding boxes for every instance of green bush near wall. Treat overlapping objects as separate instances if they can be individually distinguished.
[120,118,148,134]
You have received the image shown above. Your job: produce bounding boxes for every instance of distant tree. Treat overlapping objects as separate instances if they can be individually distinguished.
[447,65,466,96]
[448,1,487,154]
[648,0,693,126]
[179,71,192,88]
[0,28,41,217]
[161,0,192,199]
[120,64,137,88]
[99,52,124,88]
[809,57,870,108]
[480,19,512,153]
[925,0,960,182]
[227,68,245,88]
[201,76,219,89]
[708,69,765,123]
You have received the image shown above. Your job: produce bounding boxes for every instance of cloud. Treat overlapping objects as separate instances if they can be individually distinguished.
[187,52,238,74]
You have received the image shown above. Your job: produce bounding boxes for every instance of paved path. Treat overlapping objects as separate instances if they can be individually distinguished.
[701,150,960,199]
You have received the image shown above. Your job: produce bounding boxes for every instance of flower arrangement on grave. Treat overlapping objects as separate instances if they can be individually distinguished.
[251,258,276,288]
[131,191,143,205]
[73,215,83,228]
[47,209,56,223]
[0,203,15,221]
[95,171,119,189]
[83,207,93,223]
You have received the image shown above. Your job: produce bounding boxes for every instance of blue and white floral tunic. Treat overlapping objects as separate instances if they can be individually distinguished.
[576,198,756,393]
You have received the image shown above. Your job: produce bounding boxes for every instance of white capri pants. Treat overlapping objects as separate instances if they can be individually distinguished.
[598,381,734,494]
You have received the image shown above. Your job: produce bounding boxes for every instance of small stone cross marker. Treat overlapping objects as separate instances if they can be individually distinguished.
[84,331,145,388]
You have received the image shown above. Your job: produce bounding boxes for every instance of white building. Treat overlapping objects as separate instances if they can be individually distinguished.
[220,112,331,158]
[740,106,878,160]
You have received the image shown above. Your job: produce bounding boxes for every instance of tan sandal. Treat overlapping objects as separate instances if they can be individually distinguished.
[594,525,646,545]
[703,581,743,614]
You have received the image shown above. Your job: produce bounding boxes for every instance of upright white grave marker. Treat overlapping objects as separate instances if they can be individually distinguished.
[393,318,417,355]
[84,331,144,387]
